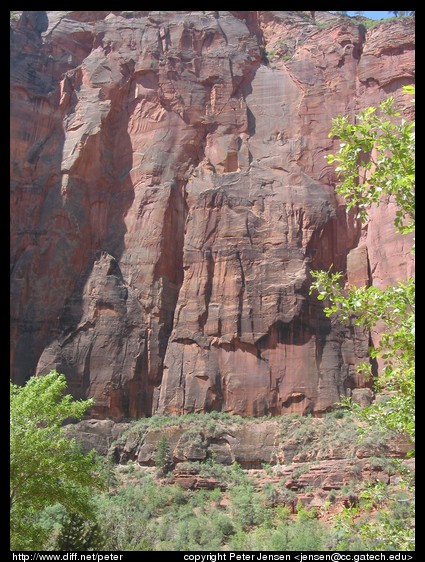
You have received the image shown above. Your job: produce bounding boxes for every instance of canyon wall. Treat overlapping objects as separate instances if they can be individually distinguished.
[10,11,414,419]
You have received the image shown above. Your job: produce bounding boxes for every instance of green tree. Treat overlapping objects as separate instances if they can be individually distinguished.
[310,86,415,445]
[56,511,104,551]
[10,370,105,550]
[155,434,172,475]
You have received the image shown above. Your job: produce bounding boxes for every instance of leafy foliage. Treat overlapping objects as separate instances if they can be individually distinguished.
[311,87,415,446]
[311,270,414,443]
[56,511,104,551]
[10,370,105,550]
[326,91,415,232]
[328,481,415,551]
[155,434,172,475]
[310,87,415,549]
[28,416,414,552]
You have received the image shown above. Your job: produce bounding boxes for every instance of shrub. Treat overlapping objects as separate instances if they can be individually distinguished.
[55,511,104,551]
[292,464,310,480]
[287,519,326,550]
[155,435,172,475]
[229,483,270,529]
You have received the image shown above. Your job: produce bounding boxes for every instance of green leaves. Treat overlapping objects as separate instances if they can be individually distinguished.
[10,370,105,550]
[312,87,415,452]
[325,87,415,233]
[310,272,415,444]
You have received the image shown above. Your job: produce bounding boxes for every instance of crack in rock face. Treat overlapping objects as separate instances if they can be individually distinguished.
[10,11,414,419]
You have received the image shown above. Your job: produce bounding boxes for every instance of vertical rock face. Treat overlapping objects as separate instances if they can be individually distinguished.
[10,11,415,420]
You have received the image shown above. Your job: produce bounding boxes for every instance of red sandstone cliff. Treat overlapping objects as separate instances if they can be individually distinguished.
[10,11,415,420]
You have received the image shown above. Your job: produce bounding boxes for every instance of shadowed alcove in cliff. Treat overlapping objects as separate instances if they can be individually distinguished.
[11,10,86,387]
[33,77,139,418]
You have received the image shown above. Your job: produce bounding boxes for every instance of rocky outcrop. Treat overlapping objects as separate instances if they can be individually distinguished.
[64,418,130,455]
[65,416,413,467]
[172,469,228,492]
[66,416,414,503]
[10,12,415,419]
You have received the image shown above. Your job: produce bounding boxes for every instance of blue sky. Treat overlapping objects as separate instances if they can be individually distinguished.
[346,11,403,19]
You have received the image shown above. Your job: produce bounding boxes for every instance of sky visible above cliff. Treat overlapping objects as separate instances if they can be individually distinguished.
[346,11,408,18]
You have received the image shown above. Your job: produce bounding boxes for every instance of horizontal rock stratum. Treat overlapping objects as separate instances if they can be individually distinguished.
[10,11,415,420]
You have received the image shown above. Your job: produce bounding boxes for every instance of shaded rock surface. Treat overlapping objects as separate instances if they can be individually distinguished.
[10,11,414,419]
